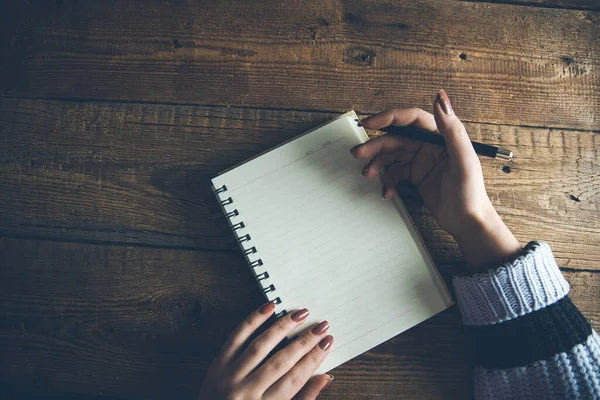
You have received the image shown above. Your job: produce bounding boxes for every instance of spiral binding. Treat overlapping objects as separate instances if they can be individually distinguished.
[213,184,284,317]
[225,210,239,219]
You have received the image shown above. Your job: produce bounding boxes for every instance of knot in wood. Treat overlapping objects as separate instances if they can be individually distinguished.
[345,46,375,66]
[156,292,202,330]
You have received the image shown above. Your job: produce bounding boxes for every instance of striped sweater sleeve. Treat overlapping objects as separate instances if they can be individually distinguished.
[452,241,600,400]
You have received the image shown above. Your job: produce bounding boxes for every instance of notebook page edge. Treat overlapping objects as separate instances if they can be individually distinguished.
[214,111,361,178]
[315,292,448,375]
[389,195,454,307]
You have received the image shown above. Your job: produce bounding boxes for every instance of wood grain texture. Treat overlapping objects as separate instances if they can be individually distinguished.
[469,0,600,11]
[1,1,598,399]
[1,98,598,269]
[0,238,597,400]
[1,0,599,130]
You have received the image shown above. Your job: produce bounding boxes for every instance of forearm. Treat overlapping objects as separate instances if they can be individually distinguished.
[453,242,600,399]
[452,204,522,271]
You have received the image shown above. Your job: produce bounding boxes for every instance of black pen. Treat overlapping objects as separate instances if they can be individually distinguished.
[358,121,514,160]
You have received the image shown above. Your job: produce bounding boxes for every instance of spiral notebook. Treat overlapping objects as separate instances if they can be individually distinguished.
[211,111,452,374]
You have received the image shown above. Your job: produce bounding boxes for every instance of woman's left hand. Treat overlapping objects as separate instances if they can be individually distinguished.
[198,301,334,400]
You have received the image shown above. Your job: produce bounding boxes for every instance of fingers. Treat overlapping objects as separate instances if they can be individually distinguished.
[218,301,276,366]
[352,108,436,159]
[233,308,310,378]
[433,90,477,166]
[351,134,406,159]
[252,320,331,389]
[361,107,437,132]
[265,335,334,399]
[292,374,334,400]
[362,150,414,178]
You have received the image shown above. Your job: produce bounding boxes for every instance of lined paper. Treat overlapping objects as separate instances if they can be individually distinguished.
[212,111,452,374]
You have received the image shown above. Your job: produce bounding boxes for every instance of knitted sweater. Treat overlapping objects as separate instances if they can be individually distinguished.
[452,241,600,399]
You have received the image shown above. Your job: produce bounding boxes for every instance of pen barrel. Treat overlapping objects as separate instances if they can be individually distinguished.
[380,126,502,159]
[471,142,498,158]
[381,126,446,147]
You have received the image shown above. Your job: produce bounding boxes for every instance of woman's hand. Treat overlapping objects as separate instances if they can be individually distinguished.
[352,90,522,270]
[198,302,334,400]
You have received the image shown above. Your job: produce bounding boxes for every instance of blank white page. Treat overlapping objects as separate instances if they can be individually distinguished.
[212,111,452,374]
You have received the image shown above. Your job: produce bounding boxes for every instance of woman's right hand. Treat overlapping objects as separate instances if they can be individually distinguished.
[351,90,522,270]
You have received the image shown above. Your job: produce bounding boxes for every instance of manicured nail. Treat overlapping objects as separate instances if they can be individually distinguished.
[350,144,361,155]
[381,184,388,199]
[437,89,454,116]
[290,308,309,322]
[311,320,330,335]
[319,335,334,351]
[321,374,334,391]
[258,301,275,315]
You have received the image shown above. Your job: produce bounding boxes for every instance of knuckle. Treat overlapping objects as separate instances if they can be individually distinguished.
[242,314,257,329]
[295,335,310,348]
[216,381,237,400]
[289,371,304,388]
[275,318,291,332]
[227,390,245,400]
[270,353,289,372]
[220,374,239,389]
[307,351,321,366]
[247,340,264,357]
[451,119,466,132]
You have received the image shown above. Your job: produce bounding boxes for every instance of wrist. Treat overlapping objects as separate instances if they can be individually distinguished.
[453,205,522,271]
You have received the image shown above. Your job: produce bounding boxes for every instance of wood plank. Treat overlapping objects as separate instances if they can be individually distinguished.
[0,238,597,399]
[1,98,598,270]
[1,0,599,130]
[470,0,600,11]
[0,238,262,400]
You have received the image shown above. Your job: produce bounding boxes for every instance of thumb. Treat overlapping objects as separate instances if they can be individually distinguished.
[293,374,334,400]
[433,90,477,166]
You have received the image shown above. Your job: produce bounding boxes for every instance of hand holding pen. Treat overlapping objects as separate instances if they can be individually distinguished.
[350,89,522,270]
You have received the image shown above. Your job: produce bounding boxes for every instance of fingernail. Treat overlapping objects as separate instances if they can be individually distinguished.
[381,184,388,199]
[319,335,334,351]
[437,89,454,116]
[350,144,361,155]
[311,320,330,335]
[258,301,275,315]
[361,165,369,176]
[290,308,309,322]
[321,374,334,391]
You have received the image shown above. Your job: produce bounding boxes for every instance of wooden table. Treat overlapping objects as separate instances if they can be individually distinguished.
[1,1,598,399]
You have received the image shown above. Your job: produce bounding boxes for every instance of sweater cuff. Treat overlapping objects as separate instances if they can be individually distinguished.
[452,241,570,326]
